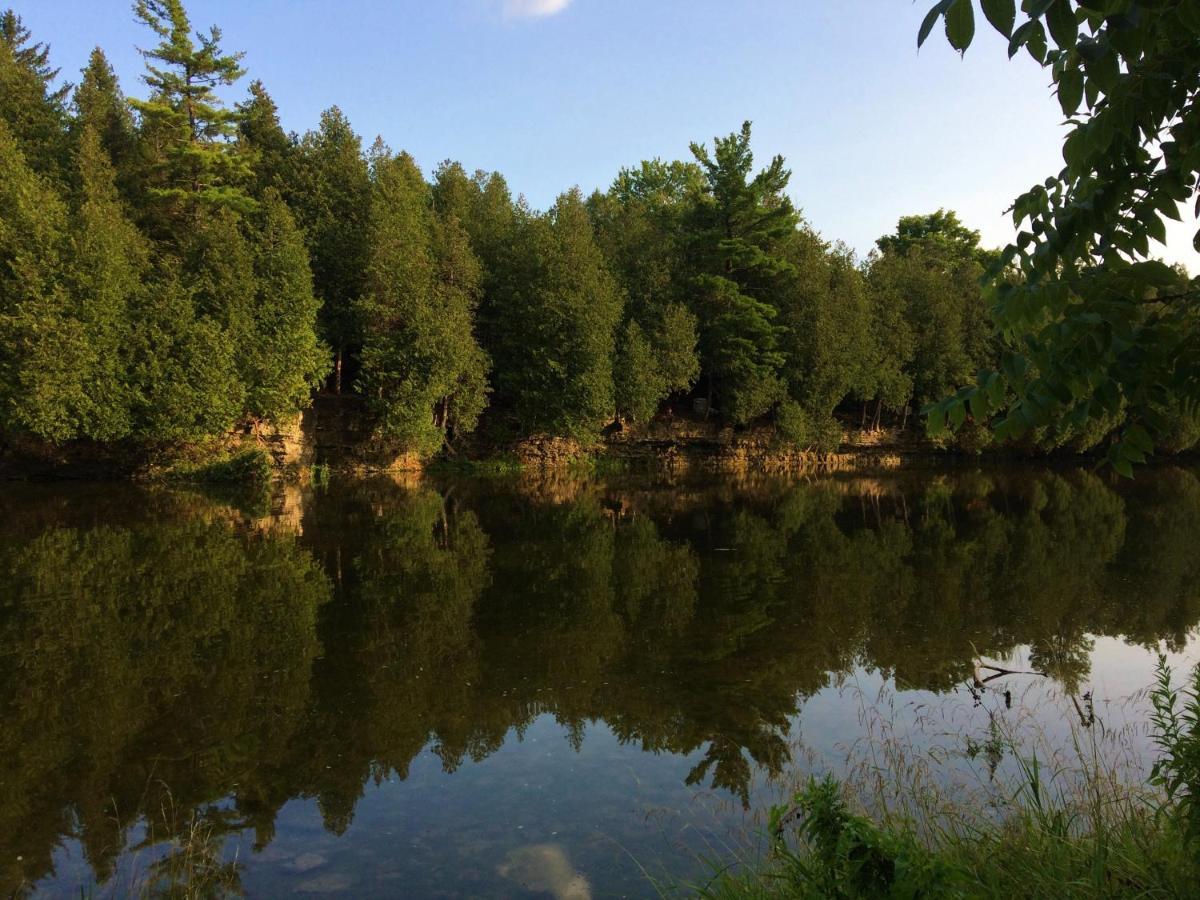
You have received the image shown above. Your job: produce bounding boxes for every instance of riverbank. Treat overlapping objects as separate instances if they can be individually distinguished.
[0,395,1183,482]
[701,658,1200,900]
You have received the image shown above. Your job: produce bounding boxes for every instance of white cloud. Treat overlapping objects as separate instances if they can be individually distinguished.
[503,0,572,19]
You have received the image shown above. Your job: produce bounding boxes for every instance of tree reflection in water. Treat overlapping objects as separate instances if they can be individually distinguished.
[2,468,1199,895]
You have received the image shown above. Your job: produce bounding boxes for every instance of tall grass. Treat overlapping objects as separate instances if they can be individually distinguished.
[701,657,1200,899]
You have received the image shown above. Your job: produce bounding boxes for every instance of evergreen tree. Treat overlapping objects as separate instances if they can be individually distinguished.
[62,126,149,440]
[0,10,69,179]
[236,80,294,197]
[244,188,328,423]
[491,190,622,439]
[356,151,489,454]
[126,263,242,441]
[184,206,253,418]
[291,107,370,390]
[687,122,796,424]
[614,319,662,424]
[776,229,872,440]
[129,0,253,229]
[0,121,80,441]
[70,48,137,199]
[590,159,702,422]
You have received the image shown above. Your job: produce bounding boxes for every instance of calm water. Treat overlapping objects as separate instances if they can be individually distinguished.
[3,466,1199,898]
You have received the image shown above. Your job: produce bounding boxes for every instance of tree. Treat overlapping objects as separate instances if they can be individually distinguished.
[917,0,1200,474]
[687,122,797,423]
[590,159,702,422]
[61,126,148,440]
[0,10,69,179]
[0,120,80,441]
[236,79,294,198]
[129,0,253,228]
[70,48,137,200]
[356,150,489,454]
[243,188,328,424]
[490,190,622,439]
[126,264,242,442]
[776,229,873,439]
[291,107,370,390]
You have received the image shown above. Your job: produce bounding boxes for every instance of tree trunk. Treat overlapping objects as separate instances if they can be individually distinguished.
[873,398,883,431]
[901,404,909,431]
[860,402,867,430]
[334,348,343,394]
[705,374,714,420]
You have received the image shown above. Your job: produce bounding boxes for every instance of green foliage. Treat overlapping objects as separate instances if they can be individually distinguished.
[489,189,622,440]
[0,10,68,180]
[917,1,1200,473]
[244,188,328,423]
[0,120,81,441]
[160,446,272,484]
[126,265,242,441]
[70,48,137,201]
[236,79,294,198]
[291,106,371,363]
[688,122,796,423]
[129,0,254,226]
[1149,656,1200,850]
[356,150,489,454]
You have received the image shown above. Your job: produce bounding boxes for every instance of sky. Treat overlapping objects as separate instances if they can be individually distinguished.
[13,0,1198,270]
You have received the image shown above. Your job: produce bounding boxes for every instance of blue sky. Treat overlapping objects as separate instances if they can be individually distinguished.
[14,0,1198,269]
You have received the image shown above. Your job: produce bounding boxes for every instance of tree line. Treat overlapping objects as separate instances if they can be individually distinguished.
[2,0,1192,458]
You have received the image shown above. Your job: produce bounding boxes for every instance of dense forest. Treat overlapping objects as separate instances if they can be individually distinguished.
[1,0,1194,461]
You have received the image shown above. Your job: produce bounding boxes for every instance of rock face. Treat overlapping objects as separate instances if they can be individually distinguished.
[302,395,422,473]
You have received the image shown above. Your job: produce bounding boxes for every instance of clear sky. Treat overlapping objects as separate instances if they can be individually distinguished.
[13,0,1198,270]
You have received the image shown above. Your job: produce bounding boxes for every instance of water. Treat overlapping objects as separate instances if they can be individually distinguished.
[3,465,1198,898]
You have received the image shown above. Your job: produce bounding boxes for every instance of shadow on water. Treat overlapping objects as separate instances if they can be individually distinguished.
[2,466,1199,896]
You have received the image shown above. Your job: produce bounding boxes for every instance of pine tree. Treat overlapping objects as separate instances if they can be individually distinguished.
[687,122,796,424]
[356,151,489,454]
[291,107,370,390]
[70,48,137,199]
[129,0,253,228]
[243,188,328,423]
[0,10,69,179]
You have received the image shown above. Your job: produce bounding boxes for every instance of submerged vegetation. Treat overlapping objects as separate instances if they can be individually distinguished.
[2,0,1193,473]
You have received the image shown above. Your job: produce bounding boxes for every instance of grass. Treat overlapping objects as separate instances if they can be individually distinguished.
[698,656,1200,899]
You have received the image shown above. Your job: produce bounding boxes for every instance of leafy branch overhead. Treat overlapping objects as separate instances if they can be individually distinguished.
[918,0,1200,475]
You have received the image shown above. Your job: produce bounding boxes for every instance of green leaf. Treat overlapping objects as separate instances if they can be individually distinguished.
[945,0,976,51]
[981,0,1016,36]
[949,399,967,429]
[1057,68,1083,115]
[927,404,946,436]
[1126,423,1154,454]
[918,3,944,48]
[1045,0,1078,49]
[1112,456,1134,478]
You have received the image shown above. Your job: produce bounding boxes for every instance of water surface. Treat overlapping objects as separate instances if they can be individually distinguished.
[3,466,1199,897]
